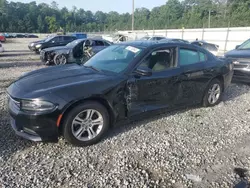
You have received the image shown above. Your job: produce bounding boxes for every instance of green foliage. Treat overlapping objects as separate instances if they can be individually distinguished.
[0,0,248,33]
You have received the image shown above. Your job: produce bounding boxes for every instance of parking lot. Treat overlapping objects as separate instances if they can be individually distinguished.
[1,38,250,187]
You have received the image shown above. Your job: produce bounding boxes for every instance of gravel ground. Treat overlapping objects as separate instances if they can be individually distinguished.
[1,39,250,188]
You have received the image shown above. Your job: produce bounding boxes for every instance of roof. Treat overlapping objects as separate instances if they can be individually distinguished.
[120,40,159,48]
[119,40,193,49]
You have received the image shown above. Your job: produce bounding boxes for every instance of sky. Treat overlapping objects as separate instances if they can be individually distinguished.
[10,0,167,13]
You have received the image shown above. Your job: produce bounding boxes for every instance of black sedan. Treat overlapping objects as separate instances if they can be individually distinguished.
[225,39,250,84]
[40,38,112,65]
[7,41,233,146]
[28,35,77,53]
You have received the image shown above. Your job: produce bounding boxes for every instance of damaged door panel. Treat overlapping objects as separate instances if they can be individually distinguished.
[126,46,183,116]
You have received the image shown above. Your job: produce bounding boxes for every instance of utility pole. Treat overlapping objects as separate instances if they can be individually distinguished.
[132,0,134,31]
[208,10,211,28]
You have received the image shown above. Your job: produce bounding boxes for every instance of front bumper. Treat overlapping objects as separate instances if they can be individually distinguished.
[8,96,59,142]
[28,45,36,51]
[233,69,250,84]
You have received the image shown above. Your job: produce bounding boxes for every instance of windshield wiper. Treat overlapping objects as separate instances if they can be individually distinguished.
[83,65,101,72]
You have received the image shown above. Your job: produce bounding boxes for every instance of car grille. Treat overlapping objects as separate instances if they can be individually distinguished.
[230,58,250,70]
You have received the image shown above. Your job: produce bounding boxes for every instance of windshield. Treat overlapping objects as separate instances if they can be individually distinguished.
[66,40,83,47]
[238,39,250,49]
[84,45,143,73]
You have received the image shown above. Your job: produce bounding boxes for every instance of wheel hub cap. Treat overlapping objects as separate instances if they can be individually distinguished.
[71,109,104,141]
[208,83,221,105]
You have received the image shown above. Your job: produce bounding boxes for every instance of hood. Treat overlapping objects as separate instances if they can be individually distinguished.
[8,64,112,98]
[225,49,250,59]
[43,46,71,52]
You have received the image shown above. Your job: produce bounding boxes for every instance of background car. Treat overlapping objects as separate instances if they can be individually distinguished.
[40,38,112,65]
[29,35,77,53]
[191,40,219,56]
[14,34,26,38]
[225,38,250,84]
[160,38,190,44]
[140,36,166,41]
[7,41,233,146]
[0,42,4,52]
[25,34,39,38]
[0,34,6,42]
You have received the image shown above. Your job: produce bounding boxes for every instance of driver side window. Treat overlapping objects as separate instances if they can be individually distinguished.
[139,47,177,72]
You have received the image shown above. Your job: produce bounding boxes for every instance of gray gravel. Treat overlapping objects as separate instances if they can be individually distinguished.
[1,40,250,187]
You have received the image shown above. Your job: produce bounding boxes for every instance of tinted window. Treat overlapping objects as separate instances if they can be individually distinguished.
[63,36,75,41]
[103,41,111,46]
[52,36,60,42]
[179,49,200,65]
[156,37,165,40]
[95,40,105,46]
[238,39,250,49]
[199,52,207,61]
[139,48,177,72]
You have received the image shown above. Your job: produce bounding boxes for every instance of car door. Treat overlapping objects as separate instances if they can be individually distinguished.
[47,36,60,48]
[127,46,182,116]
[72,41,84,63]
[177,47,211,106]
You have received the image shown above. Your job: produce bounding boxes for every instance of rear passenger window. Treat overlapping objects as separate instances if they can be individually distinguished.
[179,49,200,65]
[199,52,207,62]
[95,41,105,46]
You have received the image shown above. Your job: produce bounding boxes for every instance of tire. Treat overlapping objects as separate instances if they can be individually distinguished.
[54,54,67,65]
[203,79,223,107]
[62,101,110,147]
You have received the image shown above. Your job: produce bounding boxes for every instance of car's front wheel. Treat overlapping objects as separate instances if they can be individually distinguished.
[62,102,110,146]
[203,79,223,107]
[54,54,67,65]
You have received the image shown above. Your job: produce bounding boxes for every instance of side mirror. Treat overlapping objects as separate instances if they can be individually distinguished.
[235,45,240,49]
[134,67,152,77]
[51,40,55,43]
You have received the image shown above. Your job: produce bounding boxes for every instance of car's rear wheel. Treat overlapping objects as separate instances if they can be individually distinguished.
[54,54,67,65]
[203,79,223,107]
[63,102,110,146]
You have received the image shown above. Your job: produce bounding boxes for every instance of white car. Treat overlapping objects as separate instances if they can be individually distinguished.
[140,36,166,41]
[191,41,219,56]
[0,42,4,53]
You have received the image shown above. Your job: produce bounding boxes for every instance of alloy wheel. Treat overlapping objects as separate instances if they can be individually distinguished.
[71,109,104,141]
[55,55,67,65]
[207,83,221,105]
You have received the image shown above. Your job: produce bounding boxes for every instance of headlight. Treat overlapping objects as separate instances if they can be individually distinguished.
[35,44,42,48]
[21,99,56,112]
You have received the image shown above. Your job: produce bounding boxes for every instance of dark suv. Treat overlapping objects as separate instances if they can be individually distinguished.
[28,35,77,53]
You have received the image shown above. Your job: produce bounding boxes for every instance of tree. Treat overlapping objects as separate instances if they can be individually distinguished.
[0,0,249,33]
[45,16,58,33]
